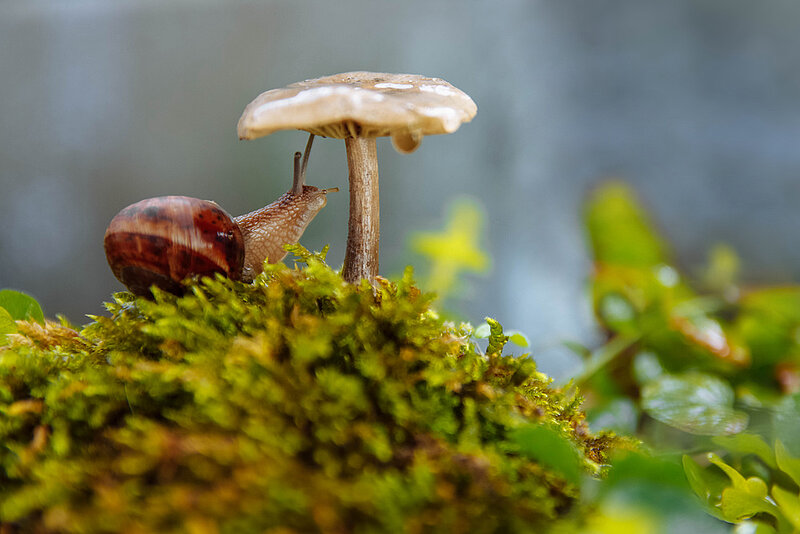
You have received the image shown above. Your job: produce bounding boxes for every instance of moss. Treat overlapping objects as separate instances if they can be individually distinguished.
[1,247,626,533]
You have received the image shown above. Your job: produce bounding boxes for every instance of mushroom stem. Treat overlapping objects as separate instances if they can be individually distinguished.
[342,137,380,284]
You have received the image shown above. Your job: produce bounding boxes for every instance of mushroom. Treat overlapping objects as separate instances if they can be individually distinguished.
[237,71,477,284]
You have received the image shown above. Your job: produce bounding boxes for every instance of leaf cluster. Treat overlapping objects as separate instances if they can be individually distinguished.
[575,181,800,532]
[684,434,800,533]
[581,182,800,438]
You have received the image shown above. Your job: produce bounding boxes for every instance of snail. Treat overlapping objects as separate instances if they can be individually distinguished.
[104,134,338,296]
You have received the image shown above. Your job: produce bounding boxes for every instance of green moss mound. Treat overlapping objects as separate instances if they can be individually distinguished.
[1,248,624,533]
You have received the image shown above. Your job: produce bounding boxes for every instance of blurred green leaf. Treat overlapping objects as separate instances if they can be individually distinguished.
[0,289,44,324]
[702,244,741,293]
[721,480,775,522]
[410,197,489,298]
[510,424,582,485]
[739,288,800,322]
[775,441,800,487]
[712,434,776,469]
[771,485,800,530]
[593,451,730,533]
[770,396,800,456]
[685,441,800,533]
[736,288,800,369]
[708,453,781,523]
[0,307,16,344]
[682,455,728,520]
[640,372,748,435]
[585,181,670,267]
[506,330,530,348]
[603,452,688,489]
[473,322,490,338]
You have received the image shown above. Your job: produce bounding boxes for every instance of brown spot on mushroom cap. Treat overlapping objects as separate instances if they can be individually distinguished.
[237,71,477,154]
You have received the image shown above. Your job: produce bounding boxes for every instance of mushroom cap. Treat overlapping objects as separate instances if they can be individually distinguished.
[237,71,477,154]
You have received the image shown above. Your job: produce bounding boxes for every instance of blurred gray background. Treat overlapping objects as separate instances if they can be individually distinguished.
[2,0,800,379]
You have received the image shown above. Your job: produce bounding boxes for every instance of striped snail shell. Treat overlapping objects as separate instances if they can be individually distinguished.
[104,196,245,296]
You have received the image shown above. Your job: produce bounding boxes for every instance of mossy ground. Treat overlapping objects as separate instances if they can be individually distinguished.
[1,248,627,533]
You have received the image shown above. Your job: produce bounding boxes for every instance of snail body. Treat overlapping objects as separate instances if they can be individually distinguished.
[104,135,337,296]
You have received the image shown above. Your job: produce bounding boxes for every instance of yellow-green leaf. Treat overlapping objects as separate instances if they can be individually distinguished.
[506,330,530,348]
[771,485,800,529]
[720,484,778,522]
[0,289,44,324]
[682,455,727,520]
[410,197,489,297]
[0,307,17,344]
[585,181,670,267]
[775,441,800,487]
[708,454,781,523]
[712,434,776,469]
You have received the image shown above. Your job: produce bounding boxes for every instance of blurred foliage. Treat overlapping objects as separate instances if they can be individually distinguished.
[582,181,800,436]
[640,371,748,436]
[0,308,15,342]
[683,436,800,533]
[578,450,729,534]
[0,290,44,325]
[410,197,490,302]
[0,290,45,345]
[0,246,628,533]
[579,180,800,532]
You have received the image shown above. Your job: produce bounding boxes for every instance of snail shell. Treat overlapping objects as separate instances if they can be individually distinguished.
[104,196,244,296]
